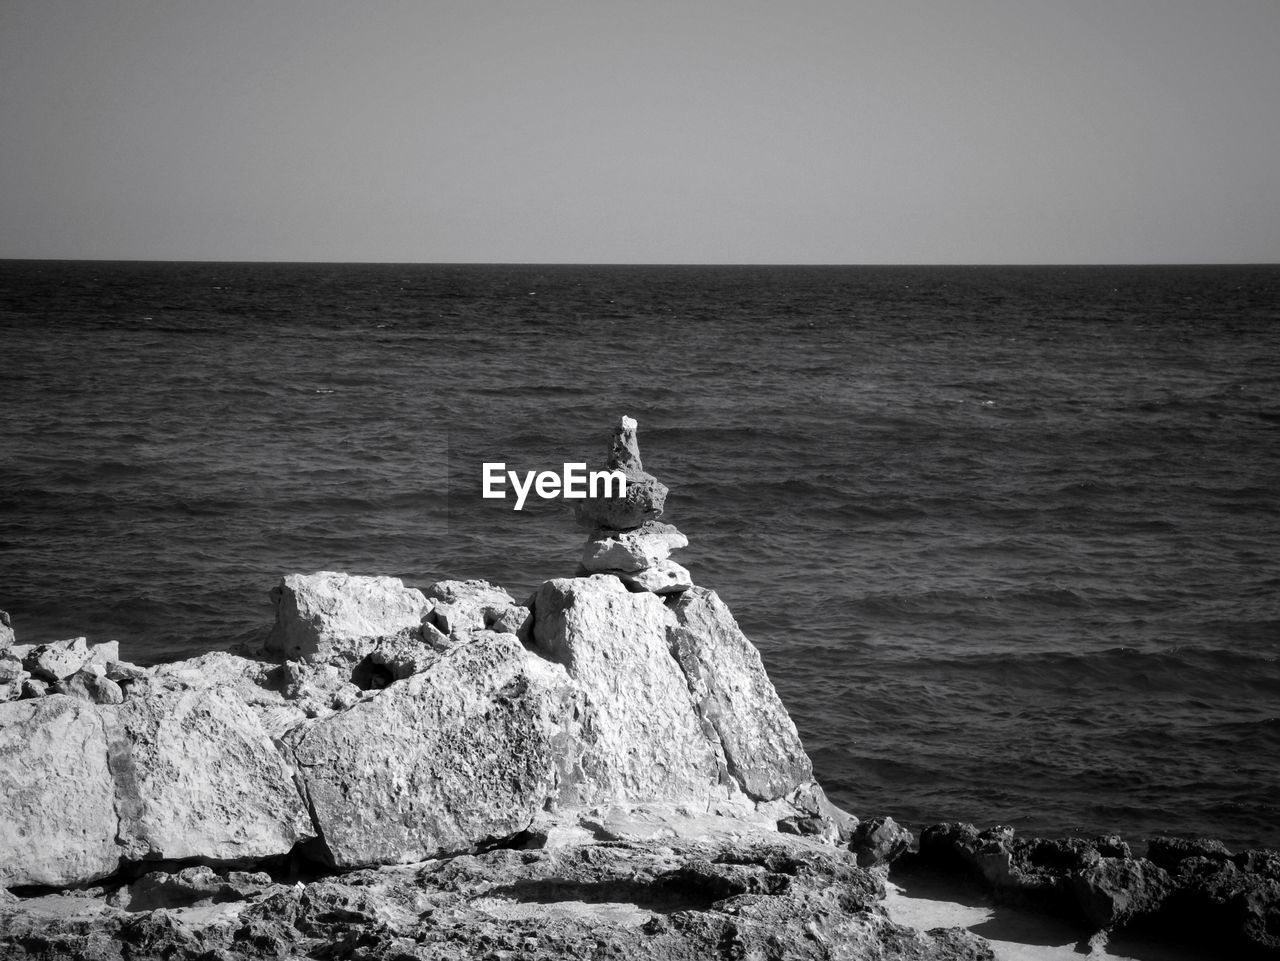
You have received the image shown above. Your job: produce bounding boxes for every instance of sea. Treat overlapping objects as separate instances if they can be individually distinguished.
[2,261,1278,852]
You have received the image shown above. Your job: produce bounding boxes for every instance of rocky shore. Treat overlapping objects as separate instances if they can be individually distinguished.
[1,418,1275,960]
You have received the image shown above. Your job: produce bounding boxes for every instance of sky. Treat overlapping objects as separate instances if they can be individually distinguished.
[1,0,1277,264]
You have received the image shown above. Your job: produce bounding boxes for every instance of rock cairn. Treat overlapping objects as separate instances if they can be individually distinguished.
[576,416,693,595]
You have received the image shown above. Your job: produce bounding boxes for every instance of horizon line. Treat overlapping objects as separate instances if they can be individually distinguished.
[3,258,1279,268]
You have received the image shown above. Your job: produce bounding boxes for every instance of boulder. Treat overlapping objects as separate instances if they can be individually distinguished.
[266,572,430,662]
[531,576,728,805]
[850,816,915,870]
[105,685,314,863]
[581,521,688,573]
[0,696,120,887]
[667,587,813,801]
[0,610,13,647]
[1069,857,1172,929]
[287,632,580,869]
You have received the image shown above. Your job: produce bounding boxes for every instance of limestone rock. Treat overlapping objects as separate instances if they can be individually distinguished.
[54,669,125,705]
[668,587,813,800]
[0,696,120,887]
[25,636,91,681]
[575,417,669,531]
[288,632,580,869]
[531,575,724,805]
[0,834,994,961]
[106,685,313,863]
[581,521,688,573]
[266,571,430,662]
[0,651,24,682]
[614,558,693,595]
[425,579,523,639]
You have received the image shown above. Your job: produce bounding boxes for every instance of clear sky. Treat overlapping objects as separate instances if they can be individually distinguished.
[2,0,1277,263]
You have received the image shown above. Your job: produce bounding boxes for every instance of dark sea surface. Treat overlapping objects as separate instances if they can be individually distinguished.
[3,261,1279,851]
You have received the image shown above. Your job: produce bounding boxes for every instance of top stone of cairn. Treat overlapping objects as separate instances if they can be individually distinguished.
[575,416,668,532]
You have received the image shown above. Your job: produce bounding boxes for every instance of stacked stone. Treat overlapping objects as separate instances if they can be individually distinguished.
[575,416,693,595]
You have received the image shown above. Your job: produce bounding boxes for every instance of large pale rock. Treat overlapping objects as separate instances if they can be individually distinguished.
[531,576,725,805]
[25,636,91,681]
[0,696,120,887]
[668,587,812,800]
[266,572,430,662]
[288,632,579,869]
[105,686,313,863]
[581,521,688,573]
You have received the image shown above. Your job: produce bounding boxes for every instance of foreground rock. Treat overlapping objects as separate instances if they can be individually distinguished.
[0,826,993,961]
[287,632,580,868]
[900,822,1280,958]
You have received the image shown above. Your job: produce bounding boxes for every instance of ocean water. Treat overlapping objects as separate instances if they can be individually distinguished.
[2,261,1278,851]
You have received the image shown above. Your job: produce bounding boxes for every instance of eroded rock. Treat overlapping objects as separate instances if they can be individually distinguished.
[288,632,580,868]
[106,685,314,863]
[531,575,725,806]
[667,587,813,801]
[581,521,688,574]
[266,571,430,662]
[0,696,120,887]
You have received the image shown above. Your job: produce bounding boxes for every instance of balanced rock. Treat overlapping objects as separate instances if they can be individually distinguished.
[287,631,580,868]
[531,575,725,805]
[575,416,669,531]
[615,558,693,595]
[581,520,688,573]
[266,571,430,662]
[668,587,813,800]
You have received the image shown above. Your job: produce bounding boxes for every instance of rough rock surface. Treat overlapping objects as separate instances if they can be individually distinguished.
[581,521,689,573]
[287,632,580,868]
[265,571,430,661]
[0,609,13,647]
[0,696,120,887]
[614,558,693,595]
[0,831,994,961]
[26,636,92,681]
[531,576,726,805]
[575,417,669,531]
[851,816,915,870]
[425,578,524,639]
[668,587,812,800]
[903,822,1280,957]
[107,685,313,864]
